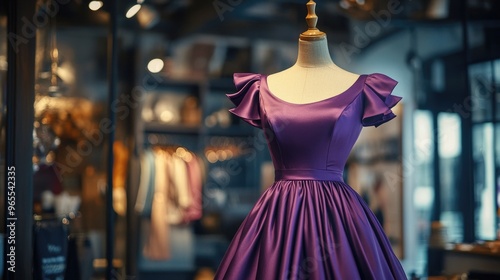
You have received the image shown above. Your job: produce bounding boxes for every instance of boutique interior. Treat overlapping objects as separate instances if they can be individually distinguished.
[1,0,500,279]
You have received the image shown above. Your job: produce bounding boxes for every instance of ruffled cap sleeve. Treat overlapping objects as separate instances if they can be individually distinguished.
[226,73,262,128]
[362,73,402,127]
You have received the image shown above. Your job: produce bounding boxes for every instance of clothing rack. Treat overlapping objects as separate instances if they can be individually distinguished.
[136,144,204,278]
[145,132,201,152]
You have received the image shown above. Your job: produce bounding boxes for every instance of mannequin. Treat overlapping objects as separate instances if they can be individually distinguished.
[267,0,360,104]
[215,2,406,279]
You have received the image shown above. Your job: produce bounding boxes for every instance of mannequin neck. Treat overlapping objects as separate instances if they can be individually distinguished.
[295,37,335,68]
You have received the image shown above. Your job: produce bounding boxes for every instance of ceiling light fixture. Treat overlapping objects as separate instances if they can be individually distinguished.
[147,58,164,73]
[89,1,103,11]
[126,4,142,18]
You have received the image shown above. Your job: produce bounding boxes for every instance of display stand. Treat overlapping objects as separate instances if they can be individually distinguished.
[33,215,69,280]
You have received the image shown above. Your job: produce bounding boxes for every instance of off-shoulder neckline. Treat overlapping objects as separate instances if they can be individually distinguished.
[262,74,367,106]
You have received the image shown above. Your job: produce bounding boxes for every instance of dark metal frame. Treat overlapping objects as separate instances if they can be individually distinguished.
[4,0,36,279]
[106,0,118,278]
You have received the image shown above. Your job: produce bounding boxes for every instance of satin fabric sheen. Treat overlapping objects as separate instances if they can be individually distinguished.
[215,73,407,280]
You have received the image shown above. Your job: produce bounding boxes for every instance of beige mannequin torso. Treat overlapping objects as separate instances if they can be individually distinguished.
[267,37,360,104]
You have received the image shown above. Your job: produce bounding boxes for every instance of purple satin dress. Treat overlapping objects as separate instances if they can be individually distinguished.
[214,73,407,280]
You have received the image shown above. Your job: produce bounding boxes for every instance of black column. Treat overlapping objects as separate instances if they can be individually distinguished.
[431,112,441,222]
[106,0,118,278]
[459,0,475,243]
[492,61,499,238]
[4,0,36,279]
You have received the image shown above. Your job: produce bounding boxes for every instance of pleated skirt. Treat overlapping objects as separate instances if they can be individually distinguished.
[214,180,407,280]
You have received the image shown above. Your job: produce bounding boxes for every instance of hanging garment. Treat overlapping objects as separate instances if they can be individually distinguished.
[143,150,170,260]
[135,149,155,217]
[214,73,407,280]
[182,153,203,223]
[166,154,191,225]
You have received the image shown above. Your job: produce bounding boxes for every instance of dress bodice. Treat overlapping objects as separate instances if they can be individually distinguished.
[227,73,401,182]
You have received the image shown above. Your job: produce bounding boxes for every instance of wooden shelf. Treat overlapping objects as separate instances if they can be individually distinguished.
[144,123,201,134]
[203,126,256,137]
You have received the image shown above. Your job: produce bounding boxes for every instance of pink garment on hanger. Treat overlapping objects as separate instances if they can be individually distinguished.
[182,153,203,223]
[166,154,189,224]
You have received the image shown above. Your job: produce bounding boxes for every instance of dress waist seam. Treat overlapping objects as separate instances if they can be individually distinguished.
[274,169,344,182]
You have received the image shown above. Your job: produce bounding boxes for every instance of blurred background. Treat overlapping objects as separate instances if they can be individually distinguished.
[0,0,499,279]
